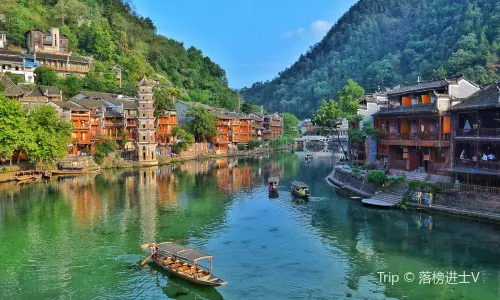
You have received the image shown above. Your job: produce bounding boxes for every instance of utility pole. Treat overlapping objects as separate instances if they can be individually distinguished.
[238,94,241,112]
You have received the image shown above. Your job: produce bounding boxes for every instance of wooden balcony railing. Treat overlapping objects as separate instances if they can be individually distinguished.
[455,128,500,138]
[380,132,450,141]
[437,182,500,195]
[455,159,500,171]
[379,102,436,113]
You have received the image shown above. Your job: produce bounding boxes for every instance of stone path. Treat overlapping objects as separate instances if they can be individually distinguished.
[362,181,408,207]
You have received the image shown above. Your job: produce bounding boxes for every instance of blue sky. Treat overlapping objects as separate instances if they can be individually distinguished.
[133,0,358,89]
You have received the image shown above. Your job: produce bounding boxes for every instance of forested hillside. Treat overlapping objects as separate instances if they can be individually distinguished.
[0,0,238,109]
[240,0,500,118]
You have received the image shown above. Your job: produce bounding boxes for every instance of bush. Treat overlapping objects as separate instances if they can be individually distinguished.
[407,179,440,194]
[366,170,388,185]
[237,143,246,151]
[94,138,119,164]
[248,138,261,149]
[270,136,295,148]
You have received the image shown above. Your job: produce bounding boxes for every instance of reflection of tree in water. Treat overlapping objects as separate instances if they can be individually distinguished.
[305,141,326,152]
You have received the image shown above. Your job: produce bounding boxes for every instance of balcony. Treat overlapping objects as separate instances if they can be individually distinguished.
[455,159,500,172]
[455,128,500,140]
[381,132,450,141]
[378,103,436,114]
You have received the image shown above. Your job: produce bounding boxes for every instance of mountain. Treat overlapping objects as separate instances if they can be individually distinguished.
[0,0,238,109]
[240,0,500,118]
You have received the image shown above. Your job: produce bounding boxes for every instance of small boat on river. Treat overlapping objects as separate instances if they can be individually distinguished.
[268,177,279,192]
[15,171,34,181]
[291,181,311,198]
[141,242,228,287]
[305,154,313,161]
[52,168,88,176]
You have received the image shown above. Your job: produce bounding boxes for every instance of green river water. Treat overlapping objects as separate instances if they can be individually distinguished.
[0,152,499,300]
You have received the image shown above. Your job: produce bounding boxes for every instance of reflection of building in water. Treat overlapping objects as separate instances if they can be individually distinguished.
[157,166,179,208]
[216,165,231,193]
[232,167,241,192]
[138,168,158,242]
[240,165,253,188]
[177,160,210,176]
[56,175,102,228]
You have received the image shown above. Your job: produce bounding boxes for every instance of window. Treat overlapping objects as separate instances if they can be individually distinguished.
[34,33,39,38]
[143,136,146,141]
[143,114,145,117]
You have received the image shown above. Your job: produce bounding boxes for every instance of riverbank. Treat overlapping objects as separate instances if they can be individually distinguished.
[0,146,293,183]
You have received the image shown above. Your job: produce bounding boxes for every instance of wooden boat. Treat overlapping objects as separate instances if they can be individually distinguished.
[52,168,88,175]
[32,171,44,179]
[305,154,313,161]
[291,180,311,198]
[268,177,279,192]
[15,171,34,181]
[141,242,227,287]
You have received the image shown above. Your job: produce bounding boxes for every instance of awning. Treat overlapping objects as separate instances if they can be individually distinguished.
[156,242,212,262]
[291,180,309,188]
[268,177,279,183]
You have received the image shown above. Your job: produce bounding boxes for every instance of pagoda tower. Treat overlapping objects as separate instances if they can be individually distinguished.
[135,77,157,162]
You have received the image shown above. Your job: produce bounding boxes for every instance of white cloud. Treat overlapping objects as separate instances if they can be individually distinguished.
[283,20,333,38]
[311,20,334,35]
[283,27,306,37]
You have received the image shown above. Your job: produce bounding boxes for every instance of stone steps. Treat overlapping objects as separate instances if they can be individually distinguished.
[371,182,408,204]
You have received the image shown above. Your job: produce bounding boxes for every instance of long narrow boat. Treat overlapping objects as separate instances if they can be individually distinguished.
[52,168,88,176]
[141,242,227,287]
[268,177,279,192]
[291,181,311,198]
[15,171,34,181]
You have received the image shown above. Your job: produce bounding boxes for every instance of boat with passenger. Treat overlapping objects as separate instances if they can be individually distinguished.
[15,171,34,181]
[140,242,227,287]
[291,181,310,198]
[268,177,279,192]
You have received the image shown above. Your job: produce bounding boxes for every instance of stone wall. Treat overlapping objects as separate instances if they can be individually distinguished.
[179,142,209,158]
[332,167,376,195]
[435,191,500,215]
[59,156,98,169]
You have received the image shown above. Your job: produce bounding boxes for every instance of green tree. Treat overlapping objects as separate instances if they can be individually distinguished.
[171,126,195,154]
[85,19,116,61]
[0,95,28,165]
[240,101,254,114]
[153,87,176,117]
[186,105,218,141]
[0,81,5,93]
[59,76,83,98]
[27,105,73,163]
[53,0,89,26]
[35,67,58,86]
[281,113,300,137]
[94,138,119,164]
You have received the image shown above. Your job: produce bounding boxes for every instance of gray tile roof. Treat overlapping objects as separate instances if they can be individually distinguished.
[78,91,117,100]
[0,74,25,97]
[39,85,60,96]
[51,100,88,111]
[106,99,138,109]
[70,98,109,109]
[450,82,500,111]
[387,79,449,96]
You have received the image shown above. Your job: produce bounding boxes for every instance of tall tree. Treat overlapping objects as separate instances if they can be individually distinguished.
[0,95,28,165]
[281,113,300,137]
[27,105,73,163]
[153,87,177,117]
[186,105,218,141]
[35,67,58,86]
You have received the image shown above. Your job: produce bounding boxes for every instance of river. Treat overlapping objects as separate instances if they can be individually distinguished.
[0,152,499,299]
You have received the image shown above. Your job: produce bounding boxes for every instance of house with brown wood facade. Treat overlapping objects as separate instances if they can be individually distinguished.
[49,100,91,154]
[156,110,178,146]
[249,113,264,140]
[263,113,283,140]
[374,76,480,175]
[25,28,91,77]
[444,82,500,189]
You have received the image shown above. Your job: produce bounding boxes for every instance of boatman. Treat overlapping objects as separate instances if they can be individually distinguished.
[149,243,158,259]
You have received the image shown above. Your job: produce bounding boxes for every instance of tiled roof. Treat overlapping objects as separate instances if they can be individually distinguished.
[39,85,60,96]
[70,98,109,109]
[450,82,500,111]
[36,52,69,61]
[50,100,88,111]
[78,91,117,100]
[374,103,438,116]
[104,110,123,118]
[0,52,23,63]
[68,56,90,63]
[0,74,25,97]
[387,79,449,96]
[138,76,151,87]
[106,99,138,109]
[23,87,45,97]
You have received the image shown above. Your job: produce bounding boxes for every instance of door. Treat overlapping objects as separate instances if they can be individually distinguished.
[409,150,418,171]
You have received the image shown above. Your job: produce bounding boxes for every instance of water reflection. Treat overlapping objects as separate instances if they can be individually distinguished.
[0,152,499,299]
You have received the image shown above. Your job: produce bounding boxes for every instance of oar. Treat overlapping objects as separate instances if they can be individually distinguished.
[140,254,152,266]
